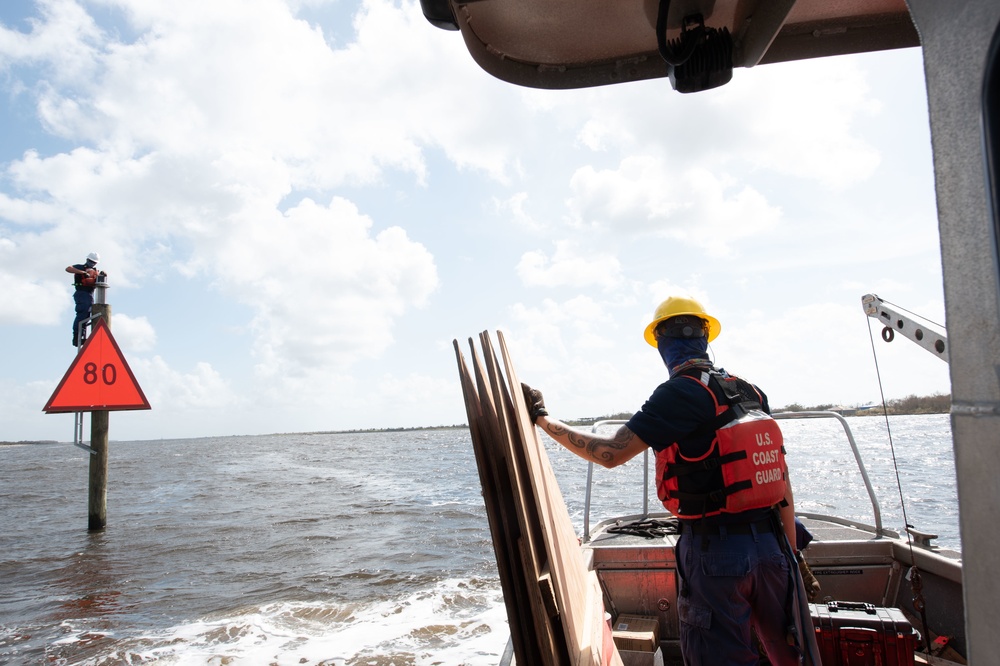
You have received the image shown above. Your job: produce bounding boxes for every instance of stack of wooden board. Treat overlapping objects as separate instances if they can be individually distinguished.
[454,331,622,666]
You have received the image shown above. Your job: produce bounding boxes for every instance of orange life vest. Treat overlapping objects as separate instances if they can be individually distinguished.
[655,369,786,518]
[80,268,99,287]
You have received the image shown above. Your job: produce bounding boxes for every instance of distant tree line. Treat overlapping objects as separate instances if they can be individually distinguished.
[0,440,58,446]
[566,412,634,427]
[778,393,950,415]
[563,393,951,426]
[302,424,468,435]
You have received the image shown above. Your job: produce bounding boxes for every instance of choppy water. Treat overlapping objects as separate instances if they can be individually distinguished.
[0,414,955,665]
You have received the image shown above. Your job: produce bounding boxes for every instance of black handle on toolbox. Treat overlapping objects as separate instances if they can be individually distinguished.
[827,601,877,615]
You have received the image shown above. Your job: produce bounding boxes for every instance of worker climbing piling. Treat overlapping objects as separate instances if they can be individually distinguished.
[66,251,106,347]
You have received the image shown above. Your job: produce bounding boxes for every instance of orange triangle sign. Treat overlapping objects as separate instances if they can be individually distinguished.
[43,318,151,413]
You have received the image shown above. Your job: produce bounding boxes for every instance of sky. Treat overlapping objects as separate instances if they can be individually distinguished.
[0,0,951,442]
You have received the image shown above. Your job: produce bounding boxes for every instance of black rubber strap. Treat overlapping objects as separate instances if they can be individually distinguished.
[663,450,747,479]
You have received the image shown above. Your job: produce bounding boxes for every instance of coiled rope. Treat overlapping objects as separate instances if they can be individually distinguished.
[606,517,680,539]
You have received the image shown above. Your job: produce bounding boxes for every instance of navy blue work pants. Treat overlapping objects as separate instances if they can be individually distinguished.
[73,289,94,344]
[676,523,800,666]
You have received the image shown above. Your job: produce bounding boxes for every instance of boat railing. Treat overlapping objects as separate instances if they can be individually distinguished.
[581,410,884,542]
[583,420,632,542]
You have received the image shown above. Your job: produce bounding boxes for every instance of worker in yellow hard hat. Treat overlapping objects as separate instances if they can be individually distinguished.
[522,295,820,666]
[640,295,721,377]
[642,295,721,346]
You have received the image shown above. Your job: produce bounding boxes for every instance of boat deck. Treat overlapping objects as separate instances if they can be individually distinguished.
[582,512,965,664]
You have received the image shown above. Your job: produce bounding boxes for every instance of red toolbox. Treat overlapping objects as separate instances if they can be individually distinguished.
[810,601,918,666]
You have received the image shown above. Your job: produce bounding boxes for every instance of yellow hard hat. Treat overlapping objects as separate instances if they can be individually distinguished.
[643,296,721,346]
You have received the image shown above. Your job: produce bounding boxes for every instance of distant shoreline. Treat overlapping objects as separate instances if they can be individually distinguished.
[566,393,951,426]
[297,424,468,436]
[0,440,60,446]
[0,426,471,446]
[6,399,949,444]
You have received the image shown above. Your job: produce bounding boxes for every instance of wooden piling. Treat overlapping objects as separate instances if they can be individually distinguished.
[87,302,111,531]
[88,409,109,530]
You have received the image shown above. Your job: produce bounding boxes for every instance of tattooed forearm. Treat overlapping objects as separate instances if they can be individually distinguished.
[543,421,636,466]
[547,422,570,437]
[611,426,635,447]
[590,427,636,463]
[544,422,588,452]
[567,431,592,452]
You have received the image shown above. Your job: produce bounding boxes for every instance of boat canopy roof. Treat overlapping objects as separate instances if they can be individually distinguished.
[425,0,919,90]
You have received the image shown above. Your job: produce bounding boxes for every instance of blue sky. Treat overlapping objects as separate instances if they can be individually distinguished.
[1,0,950,441]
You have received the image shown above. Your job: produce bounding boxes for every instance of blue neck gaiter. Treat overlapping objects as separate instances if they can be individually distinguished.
[657,336,711,375]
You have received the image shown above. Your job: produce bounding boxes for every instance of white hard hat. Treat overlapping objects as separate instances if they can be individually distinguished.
[86,251,100,264]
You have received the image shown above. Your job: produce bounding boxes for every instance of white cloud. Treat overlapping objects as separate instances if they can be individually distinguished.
[508,295,623,369]
[198,196,439,380]
[0,191,62,226]
[553,56,882,191]
[2,0,531,211]
[719,58,883,189]
[567,158,781,255]
[375,371,456,409]
[516,240,623,290]
[130,355,236,411]
[0,0,103,85]
[0,268,66,325]
[493,192,540,231]
[112,313,157,352]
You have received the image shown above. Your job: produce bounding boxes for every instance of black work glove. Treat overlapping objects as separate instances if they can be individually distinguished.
[521,383,548,423]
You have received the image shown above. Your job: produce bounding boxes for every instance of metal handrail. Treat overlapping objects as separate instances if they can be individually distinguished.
[579,411,885,540]
[772,410,884,535]
[582,420,632,542]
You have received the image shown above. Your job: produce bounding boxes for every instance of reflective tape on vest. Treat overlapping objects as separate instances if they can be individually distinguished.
[716,410,786,512]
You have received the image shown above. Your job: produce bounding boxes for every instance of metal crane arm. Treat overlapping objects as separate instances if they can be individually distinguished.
[861,294,948,363]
